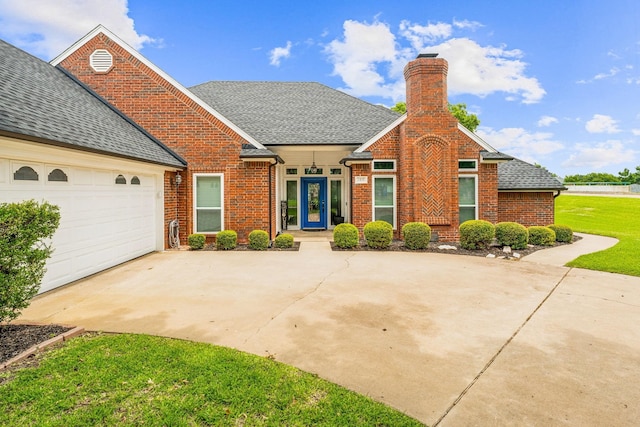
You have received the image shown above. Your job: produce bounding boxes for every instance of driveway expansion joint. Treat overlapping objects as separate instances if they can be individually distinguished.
[433,268,574,426]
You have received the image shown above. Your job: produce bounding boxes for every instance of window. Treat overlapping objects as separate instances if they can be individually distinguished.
[47,168,68,182]
[194,174,223,233]
[458,159,477,171]
[115,174,127,184]
[286,168,298,175]
[459,176,477,224]
[373,176,395,227]
[330,168,342,175]
[304,167,323,175]
[131,176,141,185]
[14,166,38,181]
[373,160,396,171]
[286,180,298,226]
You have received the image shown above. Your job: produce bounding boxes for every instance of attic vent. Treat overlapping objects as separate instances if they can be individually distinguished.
[90,49,113,73]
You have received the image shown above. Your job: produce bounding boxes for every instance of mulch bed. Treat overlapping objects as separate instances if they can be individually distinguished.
[331,235,581,258]
[1,324,72,365]
[201,242,301,251]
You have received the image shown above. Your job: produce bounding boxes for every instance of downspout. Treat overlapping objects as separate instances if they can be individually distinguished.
[345,163,353,223]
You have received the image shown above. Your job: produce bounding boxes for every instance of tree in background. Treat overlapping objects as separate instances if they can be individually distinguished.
[0,200,60,322]
[563,172,622,183]
[618,166,640,184]
[390,102,480,132]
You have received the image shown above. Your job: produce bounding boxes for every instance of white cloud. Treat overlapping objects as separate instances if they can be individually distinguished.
[562,140,637,169]
[594,67,620,80]
[585,114,621,134]
[632,129,640,136]
[324,18,545,104]
[476,126,564,163]
[452,19,483,31]
[0,0,158,59]
[537,115,559,127]
[269,41,292,66]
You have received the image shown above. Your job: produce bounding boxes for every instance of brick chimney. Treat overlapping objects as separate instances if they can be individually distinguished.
[404,53,449,115]
[401,53,460,239]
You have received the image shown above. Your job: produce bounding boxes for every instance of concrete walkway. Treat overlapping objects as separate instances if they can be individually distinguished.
[18,234,640,426]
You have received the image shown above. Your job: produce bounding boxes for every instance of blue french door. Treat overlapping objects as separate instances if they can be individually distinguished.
[301,177,327,229]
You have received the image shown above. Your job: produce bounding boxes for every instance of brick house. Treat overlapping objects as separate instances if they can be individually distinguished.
[1,25,564,290]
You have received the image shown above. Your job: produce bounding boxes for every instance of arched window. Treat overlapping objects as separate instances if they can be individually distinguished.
[131,176,141,185]
[48,168,68,182]
[14,166,39,181]
[115,174,127,184]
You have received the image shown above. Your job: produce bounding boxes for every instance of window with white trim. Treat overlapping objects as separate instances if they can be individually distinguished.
[458,159,477,171]
[373,160,396,171]
[459,175,477,224]
[373,176,396,228]
[194,174,223,233]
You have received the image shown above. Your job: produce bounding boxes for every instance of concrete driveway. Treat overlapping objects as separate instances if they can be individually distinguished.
[19,234,640,426]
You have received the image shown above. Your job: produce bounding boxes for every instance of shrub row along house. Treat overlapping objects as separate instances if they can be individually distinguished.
[0,25,565,292]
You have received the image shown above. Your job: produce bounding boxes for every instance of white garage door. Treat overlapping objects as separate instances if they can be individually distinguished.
[1,158,161,293]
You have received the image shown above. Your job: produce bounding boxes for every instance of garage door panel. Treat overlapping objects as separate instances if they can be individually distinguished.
[2,159,162,294]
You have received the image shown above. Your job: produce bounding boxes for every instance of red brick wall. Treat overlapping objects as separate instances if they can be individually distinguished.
[498,192,556,226]
[59,33,273,245]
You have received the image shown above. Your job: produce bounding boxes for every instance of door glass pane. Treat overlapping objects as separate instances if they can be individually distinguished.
[286,180,297,226]
[331,180,342,225]
[307,182,320,223]
[459,177,475,205]
[197,176,221,207]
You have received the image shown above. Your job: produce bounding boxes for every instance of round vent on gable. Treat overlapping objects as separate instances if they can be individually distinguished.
[90,49,113,73]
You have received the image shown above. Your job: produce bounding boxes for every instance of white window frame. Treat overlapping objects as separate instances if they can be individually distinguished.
[372,160,397,172]
[372,175,397,229]
[458,159,478,171]
[458,174,478,223]
[193,173,224,234]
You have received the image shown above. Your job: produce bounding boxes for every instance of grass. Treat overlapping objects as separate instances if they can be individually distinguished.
[0,333,421,426]
[555,194,640,276]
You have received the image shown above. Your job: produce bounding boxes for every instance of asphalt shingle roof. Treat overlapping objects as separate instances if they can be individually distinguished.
[0,39,185,168]
[498,158,566,190]
[189,81,401,146]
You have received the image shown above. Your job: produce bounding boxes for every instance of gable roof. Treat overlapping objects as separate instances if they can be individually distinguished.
[51,24,265,151]
[0,38,185,168]
[498,158,566,191]
[189,81,402,146]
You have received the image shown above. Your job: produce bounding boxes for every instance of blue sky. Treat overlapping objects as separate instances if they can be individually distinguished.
[1,0,639,178]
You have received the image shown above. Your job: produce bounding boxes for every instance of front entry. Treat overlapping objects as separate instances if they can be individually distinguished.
[301,177,327,229]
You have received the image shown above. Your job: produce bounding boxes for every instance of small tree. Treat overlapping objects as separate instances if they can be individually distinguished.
[0,200,60,323]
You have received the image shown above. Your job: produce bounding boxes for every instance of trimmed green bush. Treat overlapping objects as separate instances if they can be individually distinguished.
[274,233,294,249]
[402,222,431,250]
[333,223,359,249]
[0,200,60,323]
[248,230,270,250]
[547,224,573,243]
[363,220,393,249]
[528,226,556,246]
[187,234,206,250]
[459,220,495,250]
[495,222,528,250]
[216,230,237,250]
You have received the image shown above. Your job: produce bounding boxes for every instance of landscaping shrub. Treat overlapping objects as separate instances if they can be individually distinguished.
[547,224,573,243]
[274,233,294,249]
[495,222,528,250]
[0,200,60,323]
[402,222,431,250]
[249,230,270,250]
[459,220,495,250]
[528,226,556,246]
[216,230,237,250]
[187,234,206,250]
[363,220,393,249]
[333,223,359,249]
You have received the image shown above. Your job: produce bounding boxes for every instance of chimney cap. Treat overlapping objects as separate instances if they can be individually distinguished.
[417,53,439,58]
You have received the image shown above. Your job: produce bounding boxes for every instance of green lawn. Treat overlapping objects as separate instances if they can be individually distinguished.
[0,333,421,427]
[555,194,640,276]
